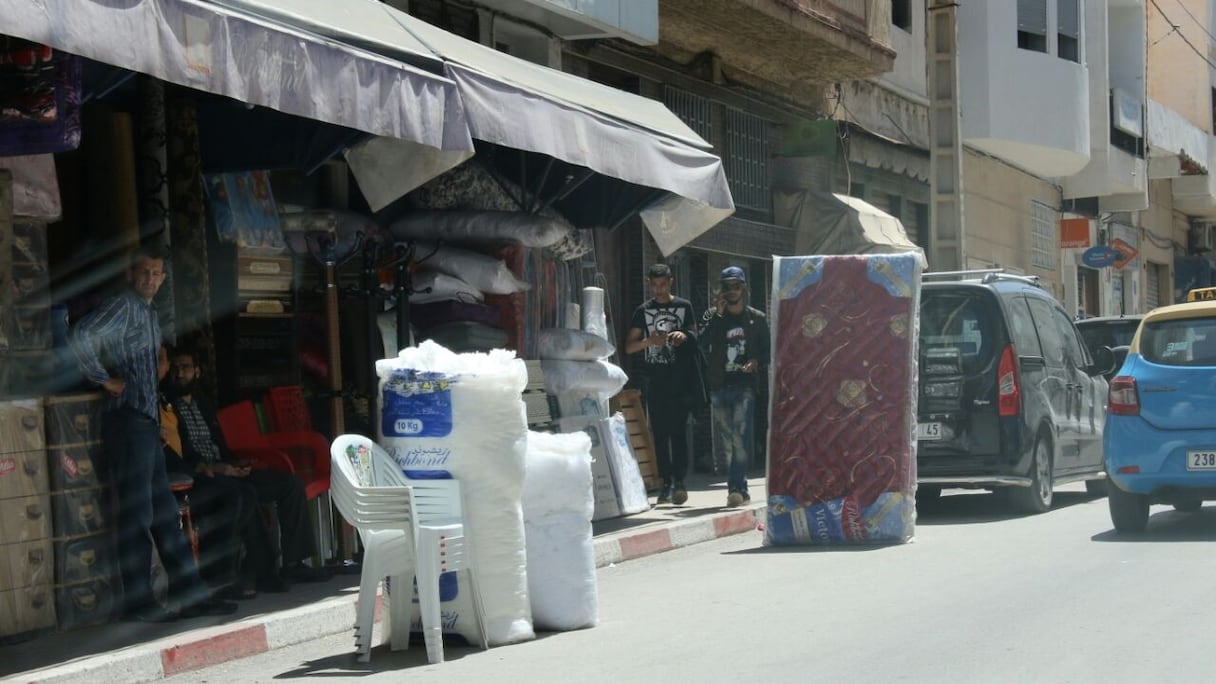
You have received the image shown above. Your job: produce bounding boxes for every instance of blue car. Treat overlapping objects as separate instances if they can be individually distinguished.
[1105,299,1216,532]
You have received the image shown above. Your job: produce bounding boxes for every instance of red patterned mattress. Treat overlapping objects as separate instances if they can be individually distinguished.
[766,254,922,545]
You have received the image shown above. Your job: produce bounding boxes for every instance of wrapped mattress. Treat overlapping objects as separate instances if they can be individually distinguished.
[766,254,922,545]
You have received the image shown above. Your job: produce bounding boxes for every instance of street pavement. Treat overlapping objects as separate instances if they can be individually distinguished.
[1,472,765,684]
[161,483,1216,683]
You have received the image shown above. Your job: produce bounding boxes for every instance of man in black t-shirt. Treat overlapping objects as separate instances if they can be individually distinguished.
[626,263,699,505]
[700,266,770,507]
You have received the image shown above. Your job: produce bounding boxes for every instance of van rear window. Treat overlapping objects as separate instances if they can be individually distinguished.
[1141,317,1216,366]
[920,292,995,374]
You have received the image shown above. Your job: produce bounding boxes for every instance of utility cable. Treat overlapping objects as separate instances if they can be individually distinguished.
[1149,0,1216,70]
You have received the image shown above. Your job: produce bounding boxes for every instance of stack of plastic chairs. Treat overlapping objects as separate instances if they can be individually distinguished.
[330,434,487,664]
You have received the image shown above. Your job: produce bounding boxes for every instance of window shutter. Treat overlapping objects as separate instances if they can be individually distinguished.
[1018,0,1048,35]
[1058,0,1080,39]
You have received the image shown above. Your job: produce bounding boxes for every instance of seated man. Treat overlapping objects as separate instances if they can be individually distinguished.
[159,345,265,598]
[165,348,330,588]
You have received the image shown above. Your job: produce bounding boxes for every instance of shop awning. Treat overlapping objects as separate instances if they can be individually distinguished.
[0,0,474,158]
[384,8,736,256]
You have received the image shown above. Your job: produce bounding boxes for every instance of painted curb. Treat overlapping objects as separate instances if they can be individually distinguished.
[13,505,766,684]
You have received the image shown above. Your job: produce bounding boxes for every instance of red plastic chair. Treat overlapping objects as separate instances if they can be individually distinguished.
[215,399,331,501]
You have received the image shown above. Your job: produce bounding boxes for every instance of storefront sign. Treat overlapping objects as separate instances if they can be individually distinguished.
[1060,217,1090,248]
[1081,246,1120,268]
[1111,238,1140,270]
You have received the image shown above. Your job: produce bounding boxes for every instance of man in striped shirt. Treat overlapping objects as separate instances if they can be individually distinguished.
[70,243,236,622]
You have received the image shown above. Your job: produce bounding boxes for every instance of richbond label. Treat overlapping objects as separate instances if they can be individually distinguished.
[382,372,453,438]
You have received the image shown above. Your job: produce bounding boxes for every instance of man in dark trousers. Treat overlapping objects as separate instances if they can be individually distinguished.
[700,266,770,507]
[164,348,329,587]
[69,243,236,621]
[625,263,700,505]
[158,345,265,599]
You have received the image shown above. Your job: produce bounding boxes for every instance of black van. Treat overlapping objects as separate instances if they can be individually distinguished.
[916,271,1114,513]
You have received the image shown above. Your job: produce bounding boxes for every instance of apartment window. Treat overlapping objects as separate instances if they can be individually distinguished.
[888,194,903,220]
[1017,0,1048,53]
[1057,0,1080,63]
[892,0,912,32]
[725,108,770,212]
[663,85,713,141]
[1031,200,1057,270]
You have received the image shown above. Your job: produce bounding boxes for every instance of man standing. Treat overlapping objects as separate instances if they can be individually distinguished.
[700,266,770,507]
[70,243,236,621]
[166,348,329,586]
[625,263,699,505]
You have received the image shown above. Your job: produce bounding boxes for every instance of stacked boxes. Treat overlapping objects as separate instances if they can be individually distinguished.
[0,398,55,639]
[45,392,116,629]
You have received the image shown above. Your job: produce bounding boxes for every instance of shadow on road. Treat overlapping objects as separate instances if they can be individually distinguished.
[914,490,1097,525]
[1091,507,1216,542]
[273,635,487,679]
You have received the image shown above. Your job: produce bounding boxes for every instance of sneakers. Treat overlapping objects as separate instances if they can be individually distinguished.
[726,491,745,507]
[672,483,688,505]
[656,484,673,504]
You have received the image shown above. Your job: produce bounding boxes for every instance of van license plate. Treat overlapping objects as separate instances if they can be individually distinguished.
[917,422,943,440]
[1187,451,1216,470]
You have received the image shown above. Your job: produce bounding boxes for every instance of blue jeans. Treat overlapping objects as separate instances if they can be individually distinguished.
[104,408,207,613]
[710,386,755,496]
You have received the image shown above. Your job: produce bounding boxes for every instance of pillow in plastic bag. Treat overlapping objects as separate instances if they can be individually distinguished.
[412,242,530,295]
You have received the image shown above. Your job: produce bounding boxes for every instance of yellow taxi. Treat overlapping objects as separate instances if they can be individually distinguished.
[1105,294,1216,532]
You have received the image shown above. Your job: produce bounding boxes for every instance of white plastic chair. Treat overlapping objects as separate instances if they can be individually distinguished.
[330,434,487,664]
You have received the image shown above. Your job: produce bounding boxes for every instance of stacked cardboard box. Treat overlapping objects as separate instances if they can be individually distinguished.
[45,392,116,629]
[0,398,55,640]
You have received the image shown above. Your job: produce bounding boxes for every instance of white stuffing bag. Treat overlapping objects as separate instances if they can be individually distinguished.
[390,210,571,248]
[605,413,650,515]
[523,430,598,631]
[537,328,613,361]
[410,270,484,304]
[410,242,531,295]
[541,360,628,396]
[376,341,534,646]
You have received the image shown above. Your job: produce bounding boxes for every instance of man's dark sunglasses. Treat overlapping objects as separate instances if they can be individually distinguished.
[722,283,744,291]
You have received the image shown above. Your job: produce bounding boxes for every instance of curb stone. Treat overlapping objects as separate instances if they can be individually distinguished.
[12,505,766,684]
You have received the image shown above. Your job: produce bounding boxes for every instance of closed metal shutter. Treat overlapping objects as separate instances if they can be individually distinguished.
[1018,0,1047,35]
[1058,0,1079,39]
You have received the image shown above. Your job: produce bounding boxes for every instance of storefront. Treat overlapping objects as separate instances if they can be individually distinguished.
[0,0,731,643]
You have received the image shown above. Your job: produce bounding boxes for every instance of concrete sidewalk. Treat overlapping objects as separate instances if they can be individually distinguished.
[2,473,766,684]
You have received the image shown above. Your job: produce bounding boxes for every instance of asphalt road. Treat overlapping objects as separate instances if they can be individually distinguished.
[167,484,1216,683]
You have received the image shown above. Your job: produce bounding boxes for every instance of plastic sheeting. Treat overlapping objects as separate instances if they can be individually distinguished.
[766,254,923,545]
[775,191,924,258]
[376,341,533,645]
[523,430,597,631]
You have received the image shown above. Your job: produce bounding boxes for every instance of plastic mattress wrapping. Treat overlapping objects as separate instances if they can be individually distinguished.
[766,253,924,546]
[522,430,598,631]
[376,341,534,645]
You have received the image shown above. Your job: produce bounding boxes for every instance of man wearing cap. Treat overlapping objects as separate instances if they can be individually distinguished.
[625,263,700,505]
[700,266,770,507]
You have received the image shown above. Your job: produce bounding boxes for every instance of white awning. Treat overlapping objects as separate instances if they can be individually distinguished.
[0,0,473,156]
[1147,99,1210,174]
[384,7,735,255]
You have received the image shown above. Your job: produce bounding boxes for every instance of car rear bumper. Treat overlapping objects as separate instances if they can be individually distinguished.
[1105,416,1216,496]
[917,450,1030,488]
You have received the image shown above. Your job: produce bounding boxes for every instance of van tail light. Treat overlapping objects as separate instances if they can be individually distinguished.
[998,344,1020,417]
[1109,376,1140,416]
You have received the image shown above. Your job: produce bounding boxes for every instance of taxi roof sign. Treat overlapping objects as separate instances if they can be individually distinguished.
[1186,287,1216,302]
